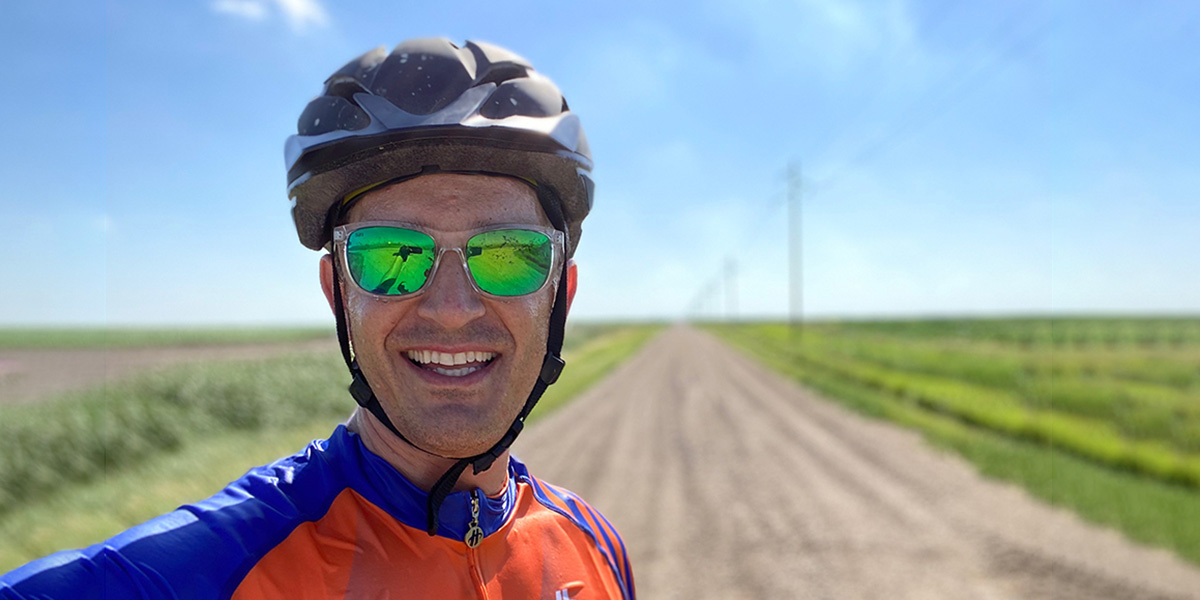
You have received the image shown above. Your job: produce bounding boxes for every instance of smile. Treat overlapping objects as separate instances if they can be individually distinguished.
[406,349,497,378]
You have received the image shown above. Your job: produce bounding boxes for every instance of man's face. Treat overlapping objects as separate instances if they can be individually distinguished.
[322,173,560,458]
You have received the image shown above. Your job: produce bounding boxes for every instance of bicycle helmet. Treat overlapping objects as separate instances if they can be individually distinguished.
[285,37,593,255]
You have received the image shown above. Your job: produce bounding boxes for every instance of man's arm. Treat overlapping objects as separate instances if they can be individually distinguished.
[2,438,341,600]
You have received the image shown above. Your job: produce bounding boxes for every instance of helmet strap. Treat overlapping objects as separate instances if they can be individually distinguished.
[331,259,416,443]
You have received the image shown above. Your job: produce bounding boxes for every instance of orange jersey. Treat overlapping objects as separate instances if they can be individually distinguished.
[1,426,635,600]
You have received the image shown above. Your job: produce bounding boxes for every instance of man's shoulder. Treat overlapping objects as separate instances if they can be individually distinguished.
[508,457,636,599]
[0,429,352,599]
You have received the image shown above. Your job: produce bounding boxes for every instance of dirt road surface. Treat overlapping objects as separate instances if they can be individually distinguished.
[514,325,1200,600]
[0,338,338,405]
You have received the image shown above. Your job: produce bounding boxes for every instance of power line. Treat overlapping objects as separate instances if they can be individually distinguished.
[725,257,737,320]
[788,160,803,338]
[683,5,1054,322]
[807,0,968,171]
[814,10,1054,191]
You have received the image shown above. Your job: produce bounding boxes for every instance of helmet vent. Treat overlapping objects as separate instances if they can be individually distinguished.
[325,46,387,88]
[480,77,565,119]
[324,78,371,103]
[370,39,477,116]
[297,96,369,135]
[474,63,530,87]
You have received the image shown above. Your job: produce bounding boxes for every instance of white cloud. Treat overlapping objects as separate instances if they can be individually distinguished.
[700,0,924,78]
[211,0,268,21]
[273,0,329,31]
[210,0,329,32]
[568,19,736,119]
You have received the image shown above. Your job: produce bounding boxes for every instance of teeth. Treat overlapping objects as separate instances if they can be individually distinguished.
[406,350,495,366]
[431,365,482,377]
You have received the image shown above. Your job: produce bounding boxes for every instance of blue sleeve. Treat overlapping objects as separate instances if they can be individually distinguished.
[1,510,230,600]
[0,437,346,600]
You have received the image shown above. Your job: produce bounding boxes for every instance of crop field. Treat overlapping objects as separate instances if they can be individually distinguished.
[0,326,335,350]
[0,323,660,572]
[709,318,1200,565]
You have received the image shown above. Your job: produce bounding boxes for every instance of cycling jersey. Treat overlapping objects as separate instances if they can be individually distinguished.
[0,425,635,599]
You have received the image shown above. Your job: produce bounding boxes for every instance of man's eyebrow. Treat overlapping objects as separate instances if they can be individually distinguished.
[453,218,543,230]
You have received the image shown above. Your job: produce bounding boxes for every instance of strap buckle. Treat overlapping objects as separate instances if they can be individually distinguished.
[539,354,565,385]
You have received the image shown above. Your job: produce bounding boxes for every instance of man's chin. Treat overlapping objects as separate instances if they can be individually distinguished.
[414,433,503,460]
[400,407,513,457]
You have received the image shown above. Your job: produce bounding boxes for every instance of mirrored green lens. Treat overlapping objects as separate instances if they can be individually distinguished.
[346,227,436,295]
[466,229,553,296]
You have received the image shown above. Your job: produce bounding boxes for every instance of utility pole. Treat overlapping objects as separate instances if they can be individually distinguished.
[788,160,803,344]
[725,257,737,320]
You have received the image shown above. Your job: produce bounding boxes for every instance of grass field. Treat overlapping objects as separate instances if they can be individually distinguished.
[0,326,335,350]
[0,324,659,572]
[708,318,1200,566]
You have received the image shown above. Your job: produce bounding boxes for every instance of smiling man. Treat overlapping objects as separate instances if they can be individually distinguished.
[0,38,634,600]
[331,175,560,472]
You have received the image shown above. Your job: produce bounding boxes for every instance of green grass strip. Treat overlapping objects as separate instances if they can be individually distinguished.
[809,329,1200,391]
[804,332,1200,434]
[719,324,1200,486]
[826,316,1200,347]
[531,325,661,421]
[802,346,1200,486]
[0,327,334,350]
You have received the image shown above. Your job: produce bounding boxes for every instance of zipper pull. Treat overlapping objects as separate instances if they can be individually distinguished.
[464,490,484,548]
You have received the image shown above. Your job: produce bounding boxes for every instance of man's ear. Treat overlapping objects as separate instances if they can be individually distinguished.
[319,254,338,314]
[565,259,578,317]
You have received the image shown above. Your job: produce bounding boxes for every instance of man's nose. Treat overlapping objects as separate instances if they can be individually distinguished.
[415,251,486,329]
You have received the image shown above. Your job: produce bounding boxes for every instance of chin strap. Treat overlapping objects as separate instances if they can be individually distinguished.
[332,262,418,445]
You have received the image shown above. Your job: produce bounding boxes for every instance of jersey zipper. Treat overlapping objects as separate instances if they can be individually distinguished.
[464,489,489,599]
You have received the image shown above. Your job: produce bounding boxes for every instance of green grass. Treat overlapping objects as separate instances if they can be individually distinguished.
[531,325,661,420]
[0,422,336,570]
[0,352,351,511]
[833,316,1200,347]
[0,326,334,349]
[713,323,1200,484]
[708,319,1200,566]
[0,323,659,573]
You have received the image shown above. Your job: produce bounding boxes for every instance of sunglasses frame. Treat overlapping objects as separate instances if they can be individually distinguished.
[332,221,565,300]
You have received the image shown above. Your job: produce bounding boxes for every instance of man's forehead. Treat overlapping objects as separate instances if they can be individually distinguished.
[346,173,549,229]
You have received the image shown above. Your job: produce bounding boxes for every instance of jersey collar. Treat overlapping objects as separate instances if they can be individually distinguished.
[330,425,519,542]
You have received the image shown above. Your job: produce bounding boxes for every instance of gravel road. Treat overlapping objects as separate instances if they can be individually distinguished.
[514,325,1200,600]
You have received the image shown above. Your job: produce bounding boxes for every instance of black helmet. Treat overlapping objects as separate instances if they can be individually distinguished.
[285,37,593,255]
[285,38,585,537]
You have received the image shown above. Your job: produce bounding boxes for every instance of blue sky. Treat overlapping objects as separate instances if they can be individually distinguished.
[1,0,1198,325]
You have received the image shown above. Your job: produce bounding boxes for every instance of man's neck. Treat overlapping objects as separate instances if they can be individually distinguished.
[346,408,510,497]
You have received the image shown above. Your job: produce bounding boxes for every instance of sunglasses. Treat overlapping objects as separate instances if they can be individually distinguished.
[332,222,564,298]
